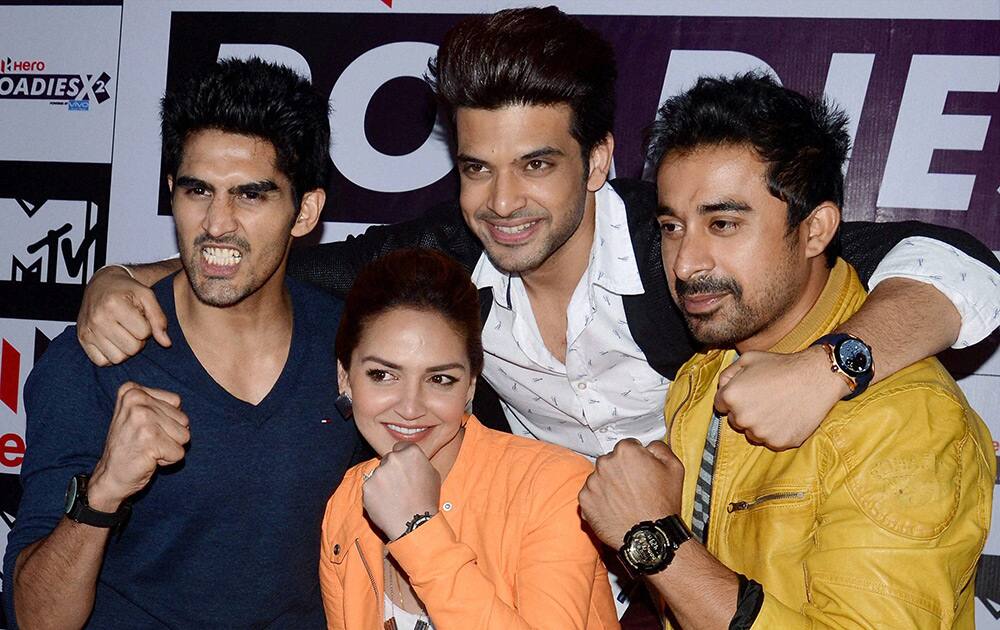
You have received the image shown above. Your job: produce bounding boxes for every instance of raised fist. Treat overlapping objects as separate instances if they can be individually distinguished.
[87,382,190,512]
[362,442,441,541]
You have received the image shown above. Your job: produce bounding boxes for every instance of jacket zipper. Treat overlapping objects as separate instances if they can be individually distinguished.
[354,539,379,597]
[727,491,807,512]
[667,372,694,433]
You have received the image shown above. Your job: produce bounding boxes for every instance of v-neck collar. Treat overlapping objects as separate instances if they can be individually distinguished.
[156,273,308,424]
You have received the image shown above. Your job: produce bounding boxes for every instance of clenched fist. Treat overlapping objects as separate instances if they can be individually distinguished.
[77,266,171,366]
[714,347,848,450]
[362,442,441,541]
[87,382,190,512]
[579,439,685,549]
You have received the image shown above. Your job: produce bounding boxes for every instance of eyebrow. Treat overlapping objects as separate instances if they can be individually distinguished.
[656,199,753,217]
[174,175,212,191]
[700,199,752,214]
[229,180,279,196]
[360,356,468,373]
[455,146,565,165]
[520,147,564,161]
[172,176,279,196]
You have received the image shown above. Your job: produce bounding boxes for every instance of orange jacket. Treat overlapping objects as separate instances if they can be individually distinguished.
[319,415,620,630]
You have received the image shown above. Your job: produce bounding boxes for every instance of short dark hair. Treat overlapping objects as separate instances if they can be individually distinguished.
[427,6,617,160]
[161,57,331,207]
[646,72,850,261]
[336,249,484,377]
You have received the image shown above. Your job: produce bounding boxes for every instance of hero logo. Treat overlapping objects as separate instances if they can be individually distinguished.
[0,56,112,109]
[0,58,45,73]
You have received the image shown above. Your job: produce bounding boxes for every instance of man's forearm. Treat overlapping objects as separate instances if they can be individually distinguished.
[646,541,739,629]
[836,277,960,385]
[13,518,111,629]
[122,258,182,288]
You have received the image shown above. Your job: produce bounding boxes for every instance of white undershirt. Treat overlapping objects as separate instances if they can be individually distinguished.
[383,594,434,630]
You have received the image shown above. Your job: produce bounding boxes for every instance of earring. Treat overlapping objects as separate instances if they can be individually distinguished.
[335,393,353,420]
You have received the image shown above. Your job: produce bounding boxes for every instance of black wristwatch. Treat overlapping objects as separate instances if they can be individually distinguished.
[64,474,131,529]
[619,514,692,575]
[811,333,874,400]
[396,511,433,540]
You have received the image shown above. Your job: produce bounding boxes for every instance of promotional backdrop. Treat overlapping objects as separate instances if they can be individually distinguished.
[1,0,998,626]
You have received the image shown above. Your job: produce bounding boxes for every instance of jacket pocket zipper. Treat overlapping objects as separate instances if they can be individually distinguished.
[354,539,379,597]
[727,491,807,512]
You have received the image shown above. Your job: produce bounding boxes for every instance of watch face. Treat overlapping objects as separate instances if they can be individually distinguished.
[626,526,671,571]
[65,476,78,514]
[837,338,871,377]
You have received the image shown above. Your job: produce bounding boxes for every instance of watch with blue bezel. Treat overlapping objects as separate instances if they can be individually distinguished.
[811,333,874,400]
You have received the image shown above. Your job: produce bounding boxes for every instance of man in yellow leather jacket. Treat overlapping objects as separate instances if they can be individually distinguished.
[579,72,995,629]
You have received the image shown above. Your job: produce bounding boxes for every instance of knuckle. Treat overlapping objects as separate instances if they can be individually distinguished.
[121,388,147,406]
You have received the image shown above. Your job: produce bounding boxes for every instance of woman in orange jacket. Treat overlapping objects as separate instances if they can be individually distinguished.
[319,249,619,630]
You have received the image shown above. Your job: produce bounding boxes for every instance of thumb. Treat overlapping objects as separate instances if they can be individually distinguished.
[138,291,172,348]
[645,440,675,464]
[716,356,745,390]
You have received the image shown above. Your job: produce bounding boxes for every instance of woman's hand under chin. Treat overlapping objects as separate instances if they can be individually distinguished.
[363,442,442,541]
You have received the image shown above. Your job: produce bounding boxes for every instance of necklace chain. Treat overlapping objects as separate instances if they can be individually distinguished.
[384,551,429,630]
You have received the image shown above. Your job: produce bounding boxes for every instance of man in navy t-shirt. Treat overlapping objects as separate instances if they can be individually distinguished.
[3,58,359,628]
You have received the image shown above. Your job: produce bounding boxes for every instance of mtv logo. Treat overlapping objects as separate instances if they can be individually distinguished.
[1,198,101,285]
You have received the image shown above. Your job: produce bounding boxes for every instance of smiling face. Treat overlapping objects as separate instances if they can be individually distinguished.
[455,104,611,278]
[169,129,320,308]
[656,144,834,352]
[338,307,477,477]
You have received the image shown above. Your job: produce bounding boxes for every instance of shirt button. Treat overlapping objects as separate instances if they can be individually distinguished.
[333,544,340,555]
[442,502,453,512]
[577,382,587,390]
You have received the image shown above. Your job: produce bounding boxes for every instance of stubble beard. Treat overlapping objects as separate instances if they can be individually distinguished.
[677,240,803,348]
[477,186,589,276]
[180,232,261,308]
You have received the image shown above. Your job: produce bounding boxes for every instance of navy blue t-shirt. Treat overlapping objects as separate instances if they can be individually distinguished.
[3,275,358,628]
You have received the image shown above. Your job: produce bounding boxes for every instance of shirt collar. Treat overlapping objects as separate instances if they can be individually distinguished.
[472,182,645,309]
[587,183,644,296]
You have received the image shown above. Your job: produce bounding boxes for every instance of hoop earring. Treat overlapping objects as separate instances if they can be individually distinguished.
[335,393,353,420]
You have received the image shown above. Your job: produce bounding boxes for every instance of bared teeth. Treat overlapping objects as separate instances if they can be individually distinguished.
[494,221,537,234]
[202,247,242,266]
[386,424,429,435]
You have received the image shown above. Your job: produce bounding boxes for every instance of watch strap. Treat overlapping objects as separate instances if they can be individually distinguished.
[657,513,693,546]
[66,474,131,529]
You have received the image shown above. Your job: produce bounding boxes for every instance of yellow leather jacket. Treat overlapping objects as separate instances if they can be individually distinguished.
[664,259,994,629]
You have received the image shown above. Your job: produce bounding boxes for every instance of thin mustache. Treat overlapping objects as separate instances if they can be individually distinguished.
[675,276,741,299]
[474,210,545,222]
[194,233,251,252]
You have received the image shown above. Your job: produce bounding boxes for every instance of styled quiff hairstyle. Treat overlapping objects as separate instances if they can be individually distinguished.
[161,57,331,207]
[427,6,617,160]
[646,72,850,264]
[336,249,484,377]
